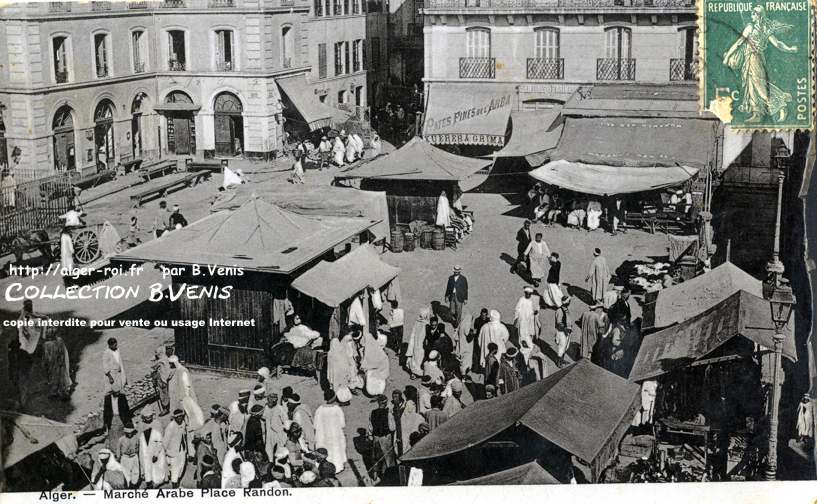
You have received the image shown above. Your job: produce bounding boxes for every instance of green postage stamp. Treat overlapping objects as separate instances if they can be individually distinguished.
[700,0,815,130]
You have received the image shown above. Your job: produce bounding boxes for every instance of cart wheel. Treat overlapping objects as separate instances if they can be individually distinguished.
[73,229,100,265]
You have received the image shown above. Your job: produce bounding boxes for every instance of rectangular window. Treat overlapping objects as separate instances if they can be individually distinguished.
[216,30,234,71]
[94,33,109,78]
[132,31,145,73]
[344,41,350,75]
[352,0,360,14]
[605,27,631,60]
[333,0,341,15]
[318,43,327,78]
[323,0,330,15]
[352,39,361,72]
[535,28,559,59]
[314,0,322,15]
[343,0,349,14]
[53,36,69,83]
[168,30,186,70]
[370,37,380,69]
[334,41,343,75]
[338,90,347,104]
[466,28,490,58]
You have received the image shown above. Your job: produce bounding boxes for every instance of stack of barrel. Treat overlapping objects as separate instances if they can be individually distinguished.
[391,224,445,252]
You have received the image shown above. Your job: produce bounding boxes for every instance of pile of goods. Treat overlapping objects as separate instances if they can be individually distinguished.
[629,262,671,293]
[124,374,158,410]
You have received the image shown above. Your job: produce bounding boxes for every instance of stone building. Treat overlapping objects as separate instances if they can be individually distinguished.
[0,0,371,181]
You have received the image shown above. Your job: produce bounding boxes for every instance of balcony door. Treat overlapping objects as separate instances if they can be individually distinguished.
[466,27,491,58]
[605,27,631,60]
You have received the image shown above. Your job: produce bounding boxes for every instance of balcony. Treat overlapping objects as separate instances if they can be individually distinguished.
[134,62,146,73]
[527,57,563,80]
[209,0,235,6]
[216,60,235,71]
[423,0,694,10]
[160,0,186,7]
[55,70,69,84]
[669,58,697,81]
[48,2,72,12]
[91,1,112,10]
[128,1,150,8]
[596,58,636,80]
[459,57,495,79]
[168,60,187,71]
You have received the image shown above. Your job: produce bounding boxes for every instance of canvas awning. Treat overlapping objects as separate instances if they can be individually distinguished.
[529,159,698,196]
[402,360,640,473]
[562,84,712,119]
[154,103,201,112]
[551,117,717,169]
[115,197,378,273]
[423,83,514,146]
[335,136,491,181]
[291,245,399,307]
[643,261,764,330]
[493,109,563,160]
[630,290,797,382]
[1,411,77,468]
[449,461,560,486]
[277,75,349,131]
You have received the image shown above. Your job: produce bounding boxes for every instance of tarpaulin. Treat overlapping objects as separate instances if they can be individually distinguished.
[529,159,698,196]
[562,83,709,119]
[1,411,77,468]
[277,75,349,131]
[402,360,640,471]
[449,462,559,485]
[335,136,491,181]
[291,245,399,307]
[116,196,378,273]
[423,83,514,146]
[493,109,563,160]
[630,290,797,382]
[552,117,717,169]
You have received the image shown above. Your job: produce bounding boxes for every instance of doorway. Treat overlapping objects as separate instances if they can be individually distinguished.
[131,93,147,159]
[52,106,76,171]
[94,99,115,171]
[164,91,196,155]
[213,92,243,157]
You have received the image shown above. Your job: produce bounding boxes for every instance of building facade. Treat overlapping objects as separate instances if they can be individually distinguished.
[0,0,371,181]
[420,0,698,148]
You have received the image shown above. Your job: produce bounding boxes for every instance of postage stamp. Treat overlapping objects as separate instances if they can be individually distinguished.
[700,0,815,130]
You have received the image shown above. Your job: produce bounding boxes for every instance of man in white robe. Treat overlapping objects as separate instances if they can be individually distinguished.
[514,287,540,360]
[478,310,509,367]
[313,391,347,474]
[348,293,367,329]
[285,316,323,348]
[436,191,451,227]
[167,355,197,413]
[264,392,289,460]
[138,410,166,488]
[585,248,611,303]
[60,228,74,273]
[103,337,127,394]
[332,136,345,166]
[288,395,315,450]
[163,409,191,488]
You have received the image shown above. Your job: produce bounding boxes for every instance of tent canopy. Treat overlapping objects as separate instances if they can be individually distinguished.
[209,184,390,243]
[644,261,764,330]
[335,136,491,182]
[449,461,560,486]
[630,290,797,382]
[493,109,563,159]
[2,411,77,468]
[116,197,377,273]
[291,245,399,307]
[423,82,514,147]
[277,75,350,131]
[552,117,717,170]
[529,160,698,196]
[402,360,640,466]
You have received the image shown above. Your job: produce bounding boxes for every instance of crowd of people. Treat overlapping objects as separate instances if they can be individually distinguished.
[287,128,382,185]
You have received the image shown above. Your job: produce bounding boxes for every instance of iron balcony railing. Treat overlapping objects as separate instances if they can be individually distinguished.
[460,57,495,79]
[134,62,146,73]
[281,0,296,5]
[209,0,235,5]
[48,2,72,12]
[91,1,112,10]
[168,60,187,71]
[527,57,564,80]
[55,70,69,83]
[216,61,235,71]
[128,1,150,8]
[161,0,186,7]
[669,58,697,81]
[424,0,694,8]
[596,58,635,80]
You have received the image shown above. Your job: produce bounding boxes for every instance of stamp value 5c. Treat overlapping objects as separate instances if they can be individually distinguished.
[700,0,814,130]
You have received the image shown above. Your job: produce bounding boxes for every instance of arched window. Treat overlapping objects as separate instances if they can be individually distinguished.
[53,106,74,130]
[94,99,115,123]
[214,92,243,113]
[52,106,76,171]
[466,27,490,58]
[534,27,559,59]
[166,91,193,104]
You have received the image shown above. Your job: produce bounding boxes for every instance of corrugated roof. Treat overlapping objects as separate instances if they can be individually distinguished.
[115,196,378,273]
[402,360,640,464]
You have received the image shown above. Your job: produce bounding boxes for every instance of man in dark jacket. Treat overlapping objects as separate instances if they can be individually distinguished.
[198,454,221,488]
[444,265,468,328]
[103,383,132,450]
[512,220,532,274]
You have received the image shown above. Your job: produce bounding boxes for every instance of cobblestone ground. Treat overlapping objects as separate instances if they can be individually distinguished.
[0,151,668,488]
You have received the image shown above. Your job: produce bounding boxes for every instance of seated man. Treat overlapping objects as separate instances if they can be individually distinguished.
[286,315,323,372]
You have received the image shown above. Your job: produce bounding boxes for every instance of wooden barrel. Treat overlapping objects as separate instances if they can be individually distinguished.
[403,232,415,251]
[391,229,404,253]
[420,227,433,249]
[432,227,445,250]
